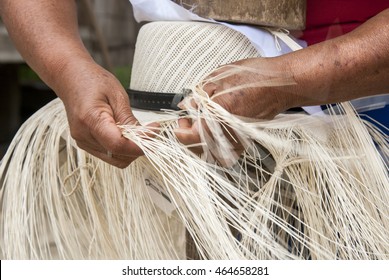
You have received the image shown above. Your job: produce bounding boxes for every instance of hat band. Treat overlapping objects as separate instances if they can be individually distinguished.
[126,88,189,111]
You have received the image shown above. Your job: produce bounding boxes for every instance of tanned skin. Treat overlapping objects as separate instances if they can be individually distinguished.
[0,0,143,168]
[176,9,389,147]
[1,1,388,163]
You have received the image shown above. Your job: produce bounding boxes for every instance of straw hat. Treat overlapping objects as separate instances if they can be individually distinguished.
[128,21,261,119]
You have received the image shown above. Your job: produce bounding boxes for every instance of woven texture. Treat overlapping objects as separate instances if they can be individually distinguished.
[1,20,389,261]
[131,21,261,259]
[130,21,261,93]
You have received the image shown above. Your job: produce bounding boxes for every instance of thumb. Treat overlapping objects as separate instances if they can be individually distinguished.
[110,90,162,140]
[110,91,140,126]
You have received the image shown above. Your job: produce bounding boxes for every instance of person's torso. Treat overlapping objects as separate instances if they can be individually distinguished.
[302,0,389,45]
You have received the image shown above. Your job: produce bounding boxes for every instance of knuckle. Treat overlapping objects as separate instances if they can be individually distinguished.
[203,83,218,96]
[118,112,138,126]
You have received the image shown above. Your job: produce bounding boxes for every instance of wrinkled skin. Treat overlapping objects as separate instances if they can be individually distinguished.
[1,1,388,166]
[176,57,293,157]
[60,60,144,168]
[0,0,146,168]
[176,9,389,152]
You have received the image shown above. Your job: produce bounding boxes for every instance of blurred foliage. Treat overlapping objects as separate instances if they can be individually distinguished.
[18,64,42,83]
[114,66,132,88]
[18,64,132,88]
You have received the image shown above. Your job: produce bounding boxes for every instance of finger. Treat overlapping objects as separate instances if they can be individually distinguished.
[202,82,218,97]
[77,143,137,169]
[109,91,139,126]
[141,121,161,138]
[178,96,198,111]
[175,118,194,139]
[177,117,192,129]
[175,120,203,154]
[99,90,147,155]
[72,131,106,154]
[72,122,138,160]
[99,90,145,154]
[90,109,144,157]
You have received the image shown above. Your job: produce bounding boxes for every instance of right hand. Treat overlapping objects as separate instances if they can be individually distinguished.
[56,60,146,168]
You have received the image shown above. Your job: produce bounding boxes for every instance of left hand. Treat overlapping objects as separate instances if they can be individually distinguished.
[175,57,297,161]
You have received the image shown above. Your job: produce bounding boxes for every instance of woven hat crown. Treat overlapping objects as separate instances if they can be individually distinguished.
[130,21,261,93]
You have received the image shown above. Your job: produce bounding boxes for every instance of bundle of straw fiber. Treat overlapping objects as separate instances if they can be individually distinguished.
[1,21,388,259]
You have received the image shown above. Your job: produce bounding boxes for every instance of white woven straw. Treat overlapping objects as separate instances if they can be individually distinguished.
[2,20,388,261]
[130,21,261,93]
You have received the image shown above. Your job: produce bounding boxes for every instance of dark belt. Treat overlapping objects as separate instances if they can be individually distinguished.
[127,88,313,114]
[126,88,190,111]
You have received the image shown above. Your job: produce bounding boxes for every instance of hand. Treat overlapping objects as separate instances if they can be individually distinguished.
[57,60,145,168]
[201,57,296,119]
[175,57,297,163]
